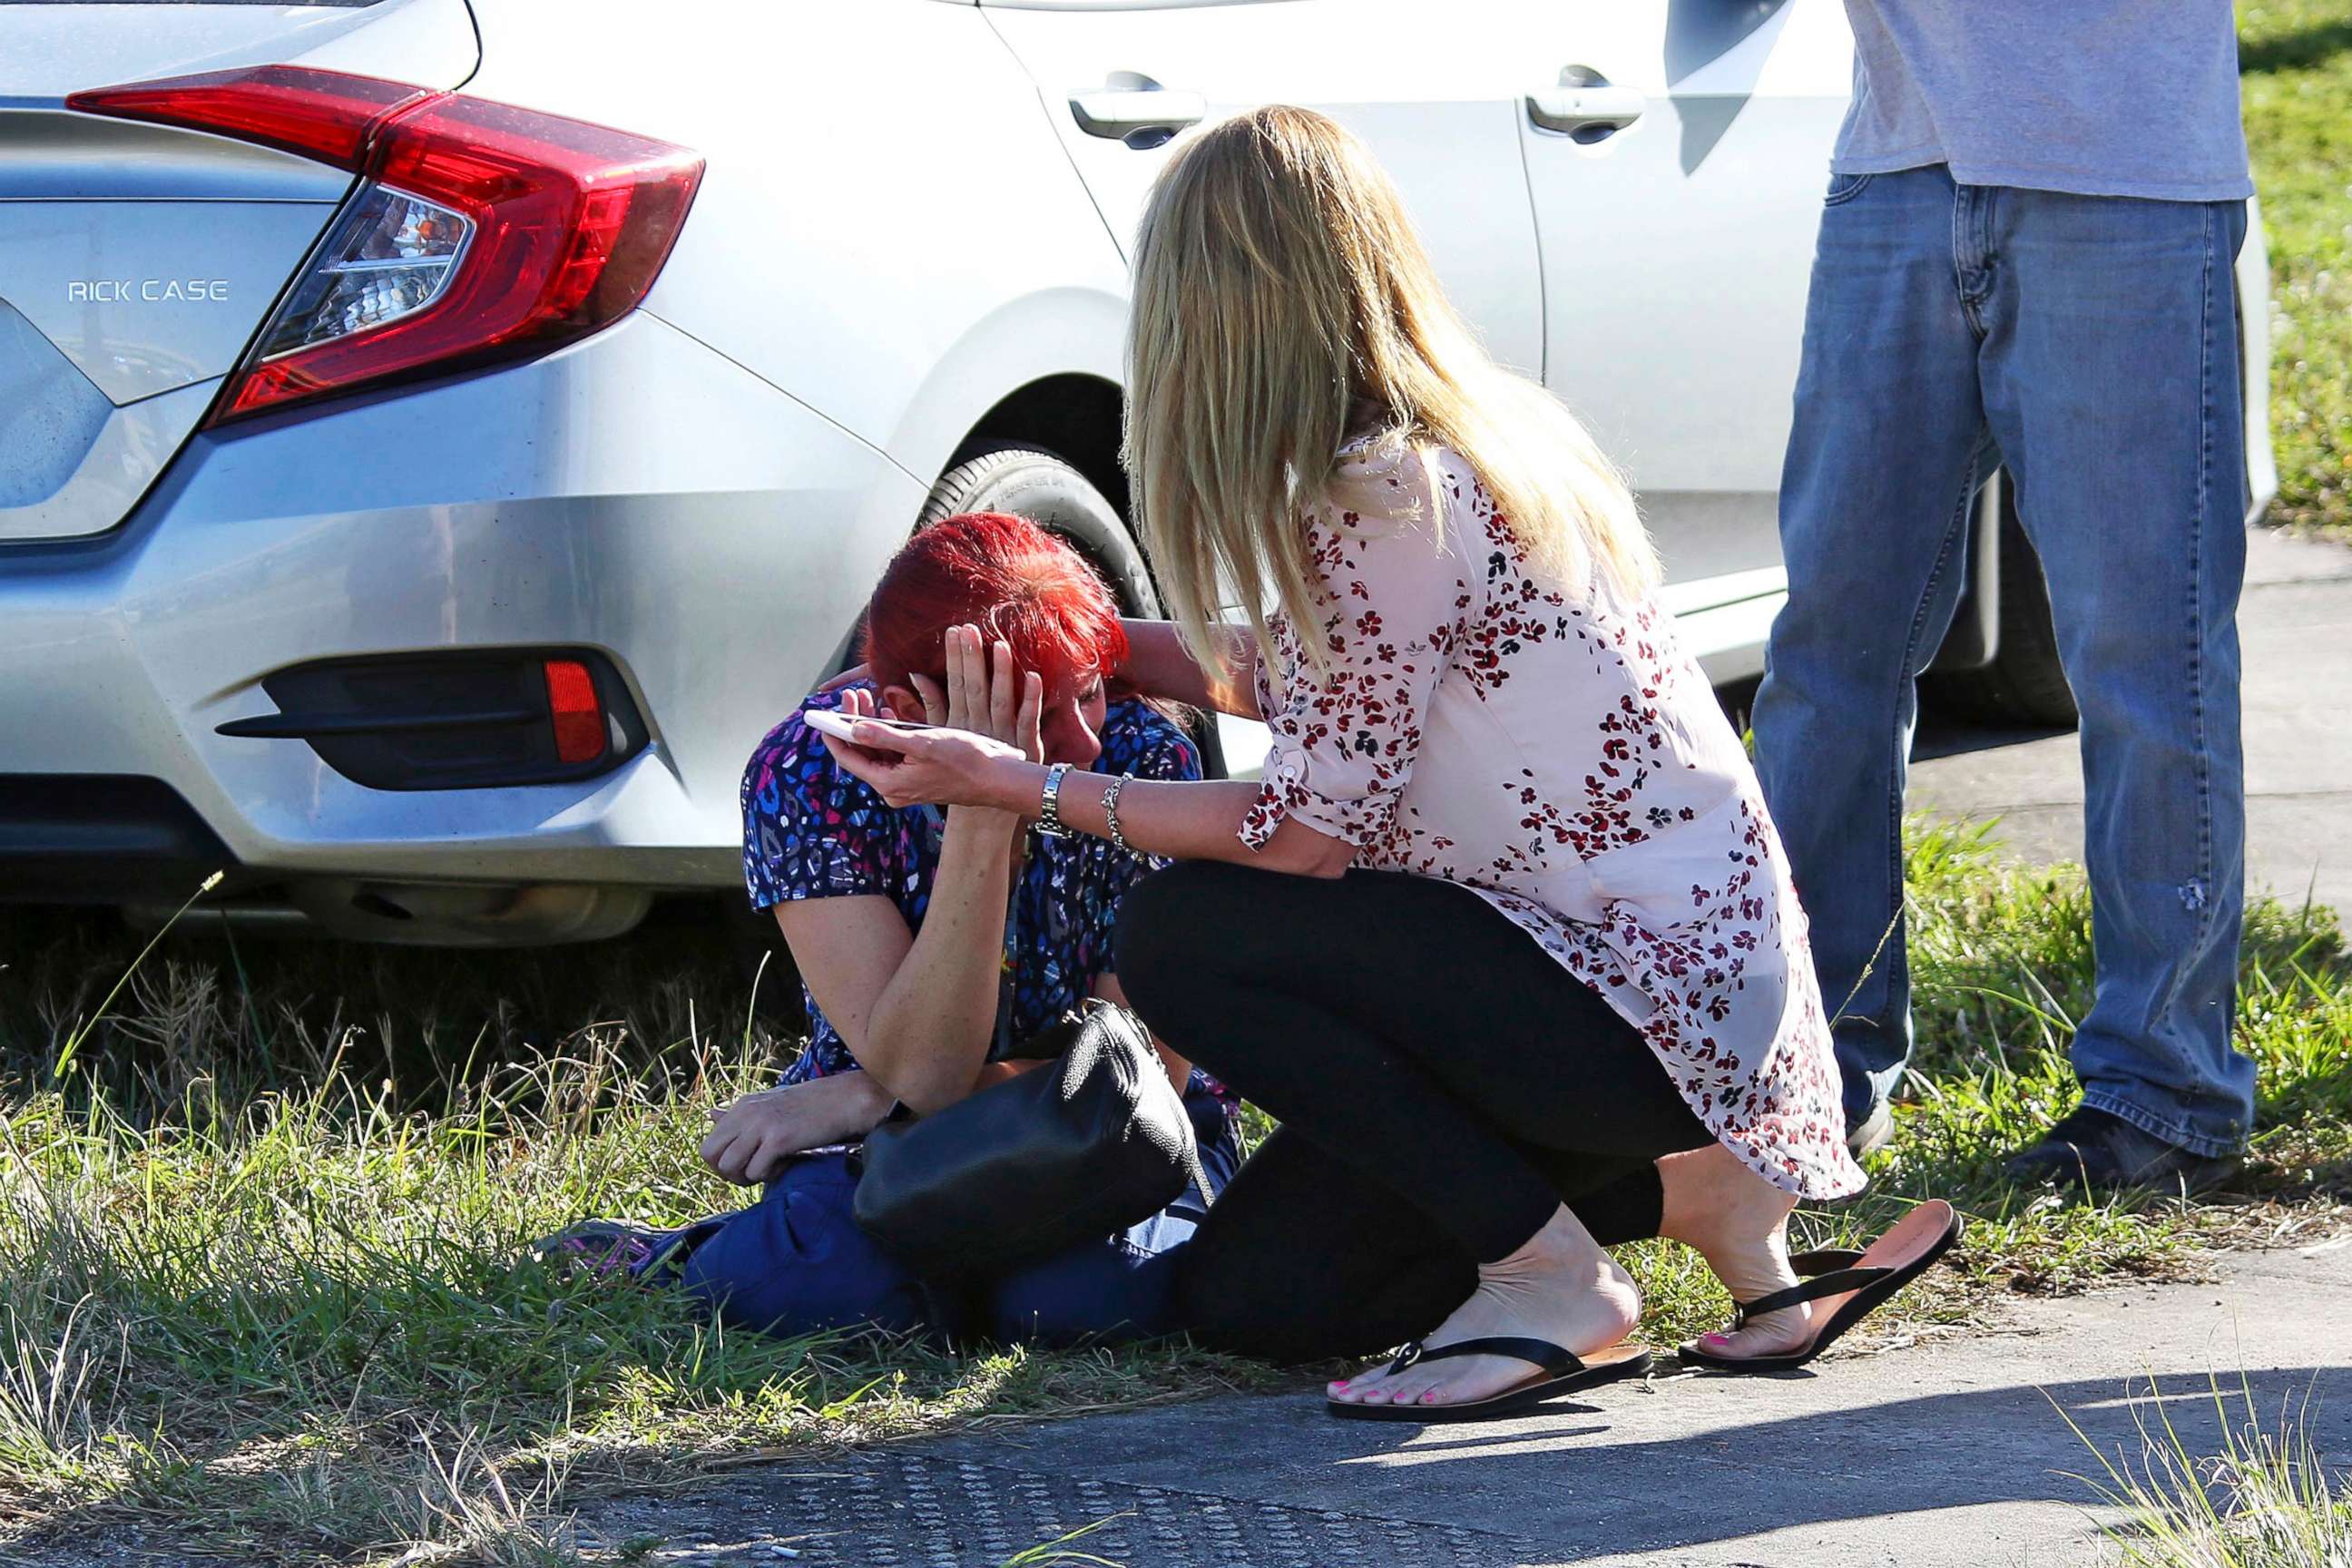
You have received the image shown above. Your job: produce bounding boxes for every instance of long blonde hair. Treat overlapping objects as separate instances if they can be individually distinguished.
[1123,105,1657,672]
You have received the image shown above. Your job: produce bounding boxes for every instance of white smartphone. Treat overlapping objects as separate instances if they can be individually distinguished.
[804,709,932,742]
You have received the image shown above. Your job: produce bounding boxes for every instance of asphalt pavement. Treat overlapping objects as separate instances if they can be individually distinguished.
[578,1240,2352,1567]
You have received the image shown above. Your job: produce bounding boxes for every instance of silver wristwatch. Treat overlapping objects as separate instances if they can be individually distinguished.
[1036,760,1076,838]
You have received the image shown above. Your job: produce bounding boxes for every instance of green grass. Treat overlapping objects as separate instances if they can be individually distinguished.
[1614,819,2352,1363]
[2243,0,2352,539]
[0,819,2346,1565]
[2063,1374,2352,1567]
[0,905,1292,1566]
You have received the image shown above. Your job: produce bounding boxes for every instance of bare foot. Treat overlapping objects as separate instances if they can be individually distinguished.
[1326,1204,1642,1412]
[1655,1142,1819,1359]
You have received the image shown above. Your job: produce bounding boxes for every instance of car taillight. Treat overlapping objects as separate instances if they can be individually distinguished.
[67,65,703,425]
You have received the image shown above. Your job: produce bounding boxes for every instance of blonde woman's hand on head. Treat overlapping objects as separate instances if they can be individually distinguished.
[814,661,870,695]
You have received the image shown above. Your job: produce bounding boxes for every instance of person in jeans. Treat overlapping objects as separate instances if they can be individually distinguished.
[821,109,1959,1415]
[1750,3,2259,1187]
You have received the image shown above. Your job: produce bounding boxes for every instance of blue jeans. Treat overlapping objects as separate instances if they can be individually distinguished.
[651,1090,1238,1344]
[1751,165,2256,1157]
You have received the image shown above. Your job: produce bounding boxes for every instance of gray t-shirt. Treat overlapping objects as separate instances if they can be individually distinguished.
[1835,1,2253,202]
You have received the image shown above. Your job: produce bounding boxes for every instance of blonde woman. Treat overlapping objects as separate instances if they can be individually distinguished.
[822,107,1957,1420]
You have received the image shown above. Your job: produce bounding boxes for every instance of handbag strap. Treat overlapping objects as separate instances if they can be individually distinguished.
[1181,1134,1217,1212]
[1106,997,1217,1213]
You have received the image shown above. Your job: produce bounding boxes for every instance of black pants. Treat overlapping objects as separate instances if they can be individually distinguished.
[1117,861,1712,1363]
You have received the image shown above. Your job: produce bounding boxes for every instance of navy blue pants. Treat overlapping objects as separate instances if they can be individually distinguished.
[651,1087,1237,1345]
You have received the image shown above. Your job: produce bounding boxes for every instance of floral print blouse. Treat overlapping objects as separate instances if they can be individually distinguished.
[1242,439,1866,1200]
[742,692,1234,1128]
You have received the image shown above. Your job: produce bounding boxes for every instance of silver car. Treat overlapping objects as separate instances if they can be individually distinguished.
[0,0,2275,946]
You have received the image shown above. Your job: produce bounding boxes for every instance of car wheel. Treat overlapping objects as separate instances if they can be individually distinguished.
[918,443,1162,616]
[1923,489,2079,730]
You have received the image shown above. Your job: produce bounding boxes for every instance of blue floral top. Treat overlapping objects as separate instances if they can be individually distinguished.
[741,691,1232,1130]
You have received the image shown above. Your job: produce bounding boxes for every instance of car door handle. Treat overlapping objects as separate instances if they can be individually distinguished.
[1526,83,1647,137]
[1070,88,1208,140]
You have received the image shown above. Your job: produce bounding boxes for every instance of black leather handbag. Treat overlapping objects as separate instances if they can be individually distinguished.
[850,998,1210,1276]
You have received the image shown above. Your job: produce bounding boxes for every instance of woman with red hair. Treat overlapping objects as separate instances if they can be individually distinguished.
[550,512,1230,1343]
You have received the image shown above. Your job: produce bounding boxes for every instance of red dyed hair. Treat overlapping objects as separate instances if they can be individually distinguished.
[863,512,1130,706]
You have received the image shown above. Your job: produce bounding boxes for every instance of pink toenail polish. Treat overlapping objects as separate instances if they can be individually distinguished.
[1700,1332,1730,1349]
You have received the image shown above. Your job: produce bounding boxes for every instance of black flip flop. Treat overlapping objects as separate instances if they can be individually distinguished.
[1680,1199,1963,1374]
[1327,1335,1652,1423]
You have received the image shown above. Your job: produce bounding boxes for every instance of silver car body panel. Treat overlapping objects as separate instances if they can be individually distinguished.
[0,193,346,406]
[0,364,219,542]
[0,179,346,539]
[0,312,921,889]
[1522,4,1854,600]
[0,0,477,102]
[511,0,1142,492]
[984,0,1549,376]
[0,110,355,203]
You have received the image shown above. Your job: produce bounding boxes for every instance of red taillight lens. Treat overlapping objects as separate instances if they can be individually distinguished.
[542,659,606,765]
[67,66,704,425]
[66,65,429,166]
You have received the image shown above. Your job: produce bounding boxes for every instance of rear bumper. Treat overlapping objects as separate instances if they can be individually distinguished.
[0,774,229,902]
[0,312,923,922]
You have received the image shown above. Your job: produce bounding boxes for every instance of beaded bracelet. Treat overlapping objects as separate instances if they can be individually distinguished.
[1100,770,1135,854]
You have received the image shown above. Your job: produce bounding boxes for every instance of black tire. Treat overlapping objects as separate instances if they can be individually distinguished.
[1923,491,2079,729]
[919,443,1161,616]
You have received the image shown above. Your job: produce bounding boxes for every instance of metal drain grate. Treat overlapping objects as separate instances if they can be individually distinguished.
[586,1450,1530,1567]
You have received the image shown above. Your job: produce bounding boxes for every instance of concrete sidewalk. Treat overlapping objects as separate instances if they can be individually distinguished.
[593,1240,2352,1566]
[1913,526,2352,918]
